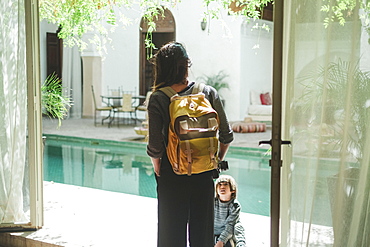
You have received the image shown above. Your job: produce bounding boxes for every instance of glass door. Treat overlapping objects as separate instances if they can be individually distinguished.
[280,0,370,246]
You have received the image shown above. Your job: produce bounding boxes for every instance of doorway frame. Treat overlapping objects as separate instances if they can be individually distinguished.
[25,0,44,230]
[139,8,176,97]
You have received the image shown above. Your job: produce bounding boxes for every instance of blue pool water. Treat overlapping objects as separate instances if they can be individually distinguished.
[43,135,271,216]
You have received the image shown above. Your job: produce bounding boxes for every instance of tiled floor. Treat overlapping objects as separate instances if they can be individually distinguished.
[1,117,272,246]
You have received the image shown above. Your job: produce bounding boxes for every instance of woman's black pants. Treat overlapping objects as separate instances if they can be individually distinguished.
[156,167,214,247]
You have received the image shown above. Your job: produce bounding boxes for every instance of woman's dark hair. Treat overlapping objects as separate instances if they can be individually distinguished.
[152,41,191,91]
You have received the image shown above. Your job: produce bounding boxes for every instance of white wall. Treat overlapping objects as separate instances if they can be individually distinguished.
[240,19,273,119]
[101,8,141,94]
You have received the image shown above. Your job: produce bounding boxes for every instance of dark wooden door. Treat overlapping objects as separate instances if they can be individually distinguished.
[46,32,63,78]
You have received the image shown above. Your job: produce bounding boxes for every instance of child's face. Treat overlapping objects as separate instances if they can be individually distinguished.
[217,181,233,202]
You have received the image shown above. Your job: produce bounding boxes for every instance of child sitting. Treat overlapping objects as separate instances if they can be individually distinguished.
[214,175,246,247]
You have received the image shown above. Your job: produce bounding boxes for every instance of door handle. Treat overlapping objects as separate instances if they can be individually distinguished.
[259,140,271,146]
[259,139,292,147]
[281,140,292,146]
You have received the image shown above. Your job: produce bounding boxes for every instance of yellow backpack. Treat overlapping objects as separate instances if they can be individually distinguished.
[160,83,219,176]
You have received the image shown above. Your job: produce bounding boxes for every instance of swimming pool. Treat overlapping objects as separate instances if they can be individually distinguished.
[43,134,271,216]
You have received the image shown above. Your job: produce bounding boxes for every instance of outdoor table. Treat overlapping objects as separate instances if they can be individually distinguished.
[100,95,146,127]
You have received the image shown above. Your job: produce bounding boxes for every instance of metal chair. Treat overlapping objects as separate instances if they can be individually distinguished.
[108,88,122,108]
[135,91,152,121]
[91,85,113,126]
[110,93,136,127]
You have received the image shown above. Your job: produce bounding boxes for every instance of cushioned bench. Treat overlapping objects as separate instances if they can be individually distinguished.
[246,90,272,123]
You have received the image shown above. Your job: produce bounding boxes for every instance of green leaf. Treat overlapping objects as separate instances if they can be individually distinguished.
[41,73,73,127]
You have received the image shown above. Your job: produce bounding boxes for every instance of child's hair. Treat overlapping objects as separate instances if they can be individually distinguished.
[215,175,237,200]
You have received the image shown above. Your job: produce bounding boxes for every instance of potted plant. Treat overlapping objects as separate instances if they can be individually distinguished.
[197,70,230,106]
[297,59,370,246]
[298,59,370,159]
[41,73,73,127]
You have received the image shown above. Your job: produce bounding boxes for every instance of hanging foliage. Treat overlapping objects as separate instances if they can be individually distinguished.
[320,0,370,43]
[39,0,369,53]
[320,0,370,27]
[39,0,274,52]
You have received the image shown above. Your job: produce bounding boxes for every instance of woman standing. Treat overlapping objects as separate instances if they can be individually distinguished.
[147,41,234,247]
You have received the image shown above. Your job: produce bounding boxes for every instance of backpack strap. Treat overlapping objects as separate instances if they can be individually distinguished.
[192,82,205,94]
[184,140,193,176]
[159,86,178,98]
[160,82,205,97]
[209,137,218,169]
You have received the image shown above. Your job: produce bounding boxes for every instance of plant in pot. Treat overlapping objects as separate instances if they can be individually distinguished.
[41,73,73,127]
[298,59,370,160]
[297,59,370,246]
[197,70,230,106]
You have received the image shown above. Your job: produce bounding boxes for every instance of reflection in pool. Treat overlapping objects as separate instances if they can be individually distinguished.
[43,135,271,216]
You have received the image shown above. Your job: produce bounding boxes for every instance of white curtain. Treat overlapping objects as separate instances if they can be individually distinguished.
[281,0,370,246]
[62,46,82,118]
[0,0,29,223]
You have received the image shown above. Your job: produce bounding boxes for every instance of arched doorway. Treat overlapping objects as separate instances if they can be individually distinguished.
[139,9,176,96]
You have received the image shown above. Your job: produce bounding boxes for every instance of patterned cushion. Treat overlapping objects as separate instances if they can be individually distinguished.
[231,122,266,133]
[260,92,272,105]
